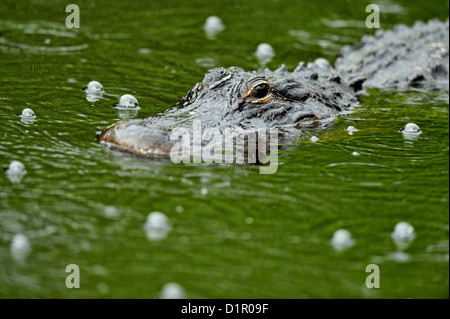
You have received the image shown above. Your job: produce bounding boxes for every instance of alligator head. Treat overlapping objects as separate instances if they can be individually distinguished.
[98,19,449,158]
[98,63,358,157]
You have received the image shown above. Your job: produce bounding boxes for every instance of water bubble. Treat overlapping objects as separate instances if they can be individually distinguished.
[19,108,36,124]
[7,160,26,174]
[80,240,92,251]
[6,160,27,183]
[97,282,109,294]
[391,221,415,248]
[115,94,140,118]
[391,222,415,251]
[138,48,151,55]
[92,264,109,277]
[20,108,35,118]
[10,233,31,260]
[204,16,225,39]
[179,236,189,244]
[160,282,186,299]
[255,43,275,65]
[351,151,360,156]
[391,221,415,240]
[104,206,120,219]
[85,81,104,94]
[175,206,183,213]
[195,57,218,68]
[143,212,171,241]
[310,136,319,143]
[402,123,421,133]
[200,176,211,183]
[241,232,252,240]
[346,126,358,135]
[330,229,354,251]
[115,94,140,110]
[400,123,422,140]
[85,81,104,102]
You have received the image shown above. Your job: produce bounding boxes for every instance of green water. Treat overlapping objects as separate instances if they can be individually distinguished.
[0,0,448,298]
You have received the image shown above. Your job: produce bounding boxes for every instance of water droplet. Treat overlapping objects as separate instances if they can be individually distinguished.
[144,212,171,241]
[351,151,360,156]
[104,206,119,219]
[200,177,211,183]
[6,160,27,183]
[175,206,183,213]
[330,229,354,251]
[310,136,319,143]
[195,57,217,68]
[201,187,208,196]
[255,43,275,65]
[80,240,92,251]
[92,264,109,277]
[160,282,186,299]
[138,48,151,54]
[245,217,254,224]
[204,16,225,39]
[97,282,109,294]
[10,233,31,260]
[241,232,251,240]
[179,236,189,244]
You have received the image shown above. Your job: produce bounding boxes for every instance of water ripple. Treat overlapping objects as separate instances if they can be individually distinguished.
[0,21,88,55]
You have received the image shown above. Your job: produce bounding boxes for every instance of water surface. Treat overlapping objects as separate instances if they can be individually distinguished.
[0,0,448,298]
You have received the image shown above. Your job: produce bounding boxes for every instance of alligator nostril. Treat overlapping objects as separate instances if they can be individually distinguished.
[236,100,246,112]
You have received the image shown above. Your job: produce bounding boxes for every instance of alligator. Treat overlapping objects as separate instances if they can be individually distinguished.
[98,19,449,158]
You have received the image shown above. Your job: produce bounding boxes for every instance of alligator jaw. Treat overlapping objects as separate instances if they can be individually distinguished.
[98,120,174,157]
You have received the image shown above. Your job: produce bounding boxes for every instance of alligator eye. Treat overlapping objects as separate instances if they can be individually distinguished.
[253,83,270,98]
[244,81,273,103]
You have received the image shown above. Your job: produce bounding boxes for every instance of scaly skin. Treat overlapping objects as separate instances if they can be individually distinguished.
[335,19,449,90]
[98,19,449,157]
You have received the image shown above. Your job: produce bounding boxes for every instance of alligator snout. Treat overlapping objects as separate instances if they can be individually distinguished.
[98,120,174,156]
